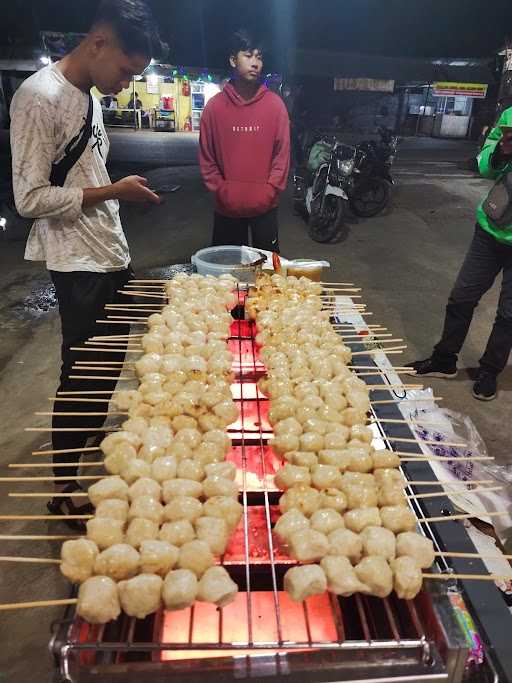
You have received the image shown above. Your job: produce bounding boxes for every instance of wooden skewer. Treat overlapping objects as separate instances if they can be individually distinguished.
[351,346,407,355]
[0,475,103,482]
[420,511,508,523]
[371,417,444,427]
[71,366,126,372]
[320,282,355,286]
[69,347,141,353]
[0,535,80,541]
[368,384,423,391]
[333,325,384,330]
[410,486,502,500]
[399,455,493,462]
[118,290,167,299]
[0,556,61,565]
[386,436,469,448]
[25,427,117,433]
[96,320,146,325]
[359,370,415,377]
[91,334,144,339]
[9,493,89,498]
[423,572,511,582]
[349,365,413,371]
[435,550,512,561]
[58,391,117,395]
[68,375,133,381]
[406,479,494,487]
[9,462,104,469]
[338,333,393,339]
[75,361,126,365]
[105,304,163,309]
[391,450,483,460]
[346,338,404,345]
[0,598,78,611]
[124,283,165,289]
[0,514,93,521]
[35,411,128,417]
[33,446,101,455]
[84,339,140,346]
[50,398,111,404]
[372,397,443,404]
[104,307,162,314]
[105,315,149,321]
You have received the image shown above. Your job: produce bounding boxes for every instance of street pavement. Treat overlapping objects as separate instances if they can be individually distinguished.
[1,130,511,681]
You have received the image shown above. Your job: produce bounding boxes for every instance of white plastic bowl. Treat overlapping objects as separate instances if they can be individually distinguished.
[191,245,264,282]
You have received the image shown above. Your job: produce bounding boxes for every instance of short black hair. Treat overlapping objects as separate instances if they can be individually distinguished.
[229,29,264,58]
[93,0,168,61]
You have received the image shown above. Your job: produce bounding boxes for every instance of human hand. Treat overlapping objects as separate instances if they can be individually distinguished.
[113,176,161,204]
[499,128,512,156]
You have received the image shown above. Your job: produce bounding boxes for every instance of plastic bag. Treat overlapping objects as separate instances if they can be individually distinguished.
[307,141,332,172]
[397,391,512,546]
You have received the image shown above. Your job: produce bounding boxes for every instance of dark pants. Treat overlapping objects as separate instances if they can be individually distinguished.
[50,268,131,479]
[212,208,280,253]
[433,225,512,375]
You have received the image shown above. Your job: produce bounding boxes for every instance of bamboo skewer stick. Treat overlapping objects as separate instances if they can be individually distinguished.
[368,384,423,391]
[35,411,128,418]
[0,573,510,611]
[320,282,355,286]
[351,346,407,356]
[0,556,61,565]
[359,370,415,377]
[420,511,508,523]
[348,365,413,371]
[410,486,502,500]
[75,361,126,365]
[50,398,111,404]
[58,391,118,395]
[68,375,133,381]
[372,397,443,404]
[91,334,144,339]
[69,347,141,353]
[423,572,511,582]
[404,480,494,486]
[435,550,512,561]
[118,290,167,299]
[0,475,104,482]
[338,333,393,339]
[345,338,404,345]
[0,535,79,541]
[71,366,126,372]
[103,307,162,314]
[33,446,101,455]
[25,427,116,433]
[9,462,104,469]
[0,599,78,611]
[13,486,502,501]
[125,284,165,289]
[0,514,93,521]
[10,493,89,498]
[96,320,145,325]
[398,455,492,462]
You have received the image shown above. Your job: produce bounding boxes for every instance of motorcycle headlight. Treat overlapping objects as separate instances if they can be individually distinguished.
[337,158,354,176]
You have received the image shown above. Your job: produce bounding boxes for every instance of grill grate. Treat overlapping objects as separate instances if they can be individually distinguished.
[51,288,467,682]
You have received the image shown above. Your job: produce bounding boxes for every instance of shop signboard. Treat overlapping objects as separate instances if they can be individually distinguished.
[433,82,488,98]
[333,77,395,93]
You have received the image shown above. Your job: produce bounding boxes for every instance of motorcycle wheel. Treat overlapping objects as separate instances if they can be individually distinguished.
[307,195,346,243]
[349,177,390,218]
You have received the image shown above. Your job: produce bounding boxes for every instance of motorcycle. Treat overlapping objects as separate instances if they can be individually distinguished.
[293,137,356,243]
[349,126,398,218]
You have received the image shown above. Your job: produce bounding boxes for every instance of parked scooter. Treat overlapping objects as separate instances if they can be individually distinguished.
[293,137,356,243]
[349,126,398,217]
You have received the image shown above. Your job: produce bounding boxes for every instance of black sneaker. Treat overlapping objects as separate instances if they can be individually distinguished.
[472,369,497,401]
[408,357,458,379]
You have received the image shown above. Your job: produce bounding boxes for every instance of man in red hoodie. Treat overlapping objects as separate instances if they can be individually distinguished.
[199,30,290,252]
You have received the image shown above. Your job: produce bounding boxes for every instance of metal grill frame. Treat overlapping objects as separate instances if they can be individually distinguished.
[49,288,505,683]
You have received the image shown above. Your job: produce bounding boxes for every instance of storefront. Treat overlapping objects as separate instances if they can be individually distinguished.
[93,65,223,133]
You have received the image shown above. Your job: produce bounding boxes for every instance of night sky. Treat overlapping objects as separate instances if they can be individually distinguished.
[2,0,512,69]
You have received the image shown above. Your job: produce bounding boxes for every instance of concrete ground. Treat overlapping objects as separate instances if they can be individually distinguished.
[0,130,509,681]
